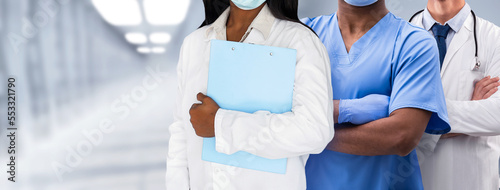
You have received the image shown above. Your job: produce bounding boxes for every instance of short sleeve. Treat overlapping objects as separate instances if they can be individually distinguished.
[301,15,334,31]
[390,27,451,134]
[300,17,314,26]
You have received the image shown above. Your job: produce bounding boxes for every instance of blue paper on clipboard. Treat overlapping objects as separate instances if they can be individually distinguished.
[202,40,297,174]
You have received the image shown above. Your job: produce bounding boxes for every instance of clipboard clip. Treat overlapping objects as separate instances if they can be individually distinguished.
[230,47,274,56]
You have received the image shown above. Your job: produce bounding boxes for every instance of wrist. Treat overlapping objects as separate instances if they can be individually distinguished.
[338,99,353,123]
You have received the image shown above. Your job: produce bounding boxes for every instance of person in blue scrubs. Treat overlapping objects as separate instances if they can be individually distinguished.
[302,0,451,189]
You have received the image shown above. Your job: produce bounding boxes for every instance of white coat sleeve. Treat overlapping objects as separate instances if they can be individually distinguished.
[445,38,500,136]
[213,34,334,159]
[166,41,190,190]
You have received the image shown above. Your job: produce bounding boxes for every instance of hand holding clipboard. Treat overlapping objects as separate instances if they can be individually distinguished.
[201,40,297,174]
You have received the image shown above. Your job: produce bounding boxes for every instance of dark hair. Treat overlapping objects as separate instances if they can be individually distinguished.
[200,0,316,34]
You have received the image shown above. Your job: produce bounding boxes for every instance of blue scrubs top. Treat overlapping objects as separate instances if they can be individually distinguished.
[302,13,451,190]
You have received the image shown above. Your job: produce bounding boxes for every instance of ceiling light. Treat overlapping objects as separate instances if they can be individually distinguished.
[91,0,142,26]
[152,47,166,53]
[137,47,151,53]
[150,33,172,44]
[143,0,190,25]
[125,33,147,44]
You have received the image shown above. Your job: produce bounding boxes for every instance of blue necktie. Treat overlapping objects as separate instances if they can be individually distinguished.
[431,23,451,68]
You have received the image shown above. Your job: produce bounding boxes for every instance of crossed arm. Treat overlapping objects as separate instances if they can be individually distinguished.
[328,76,499,157]
[189,76,496,157]
[328,76,498,156]
[331,100,431,156]
[442,76,500,138]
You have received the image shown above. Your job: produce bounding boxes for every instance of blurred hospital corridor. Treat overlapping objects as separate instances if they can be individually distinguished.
[0,0,194,189]
[1,0,500,189]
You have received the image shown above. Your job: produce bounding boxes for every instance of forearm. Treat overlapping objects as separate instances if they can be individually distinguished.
[334,100,339,124]
[215,102,334,159]
[327,118,405,156]
[326,108,430,156]
[446,98,500,136]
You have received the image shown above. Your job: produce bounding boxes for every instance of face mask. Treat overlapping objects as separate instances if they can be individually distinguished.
[344,0,378,7]
[231,0,266,10]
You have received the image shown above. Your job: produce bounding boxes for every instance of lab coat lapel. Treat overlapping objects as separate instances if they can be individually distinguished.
[441,15,474,75]
[414,14,424,28]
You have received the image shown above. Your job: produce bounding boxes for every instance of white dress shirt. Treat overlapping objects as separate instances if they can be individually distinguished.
[422,3,471,49]
[166,5,334,190]
[413,3,500,190]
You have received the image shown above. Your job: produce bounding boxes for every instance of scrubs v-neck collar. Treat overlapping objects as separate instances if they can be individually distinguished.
[332,12,392,65]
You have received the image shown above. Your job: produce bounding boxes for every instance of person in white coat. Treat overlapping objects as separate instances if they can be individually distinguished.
[166,0,334,189]
[410,0,500,189]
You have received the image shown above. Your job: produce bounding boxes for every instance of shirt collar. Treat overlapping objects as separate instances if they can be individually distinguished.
[422,3,471,33]
[205,4,275,40]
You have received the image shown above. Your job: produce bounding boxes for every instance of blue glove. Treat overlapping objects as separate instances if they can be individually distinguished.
[338,94,390,125]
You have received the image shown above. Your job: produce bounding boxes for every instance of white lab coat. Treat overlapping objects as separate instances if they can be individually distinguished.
[412,12,500,190]
[166,5,334,190]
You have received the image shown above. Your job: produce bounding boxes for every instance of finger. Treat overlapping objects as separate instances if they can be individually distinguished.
[197,92,207,102]
[486,76,499,83]
[475,76,494,94]
[190,103,202,111]
[488,77,500,86]
[478,80,499,99]
[475,76,491,87]
[482,87,499,99]
[482,80,500,93]
[441,133,462,139]
[474,77,489,93]
[203,95,216,105]
[477,76,491,85]
[484,77,500,86]
[479,81,498,97]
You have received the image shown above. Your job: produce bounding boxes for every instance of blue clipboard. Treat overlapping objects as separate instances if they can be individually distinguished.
[202,40,297,174]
